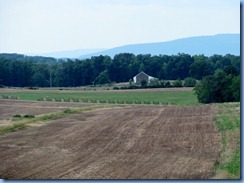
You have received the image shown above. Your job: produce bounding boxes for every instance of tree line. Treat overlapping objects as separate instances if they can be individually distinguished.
[0,53,240,89]
[194,69,240,103]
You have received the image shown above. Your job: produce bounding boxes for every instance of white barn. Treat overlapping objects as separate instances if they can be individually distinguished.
[133,72,157,85]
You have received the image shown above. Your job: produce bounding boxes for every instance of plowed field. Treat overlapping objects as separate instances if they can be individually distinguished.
[0,99,92,127]
[0,102,221,179]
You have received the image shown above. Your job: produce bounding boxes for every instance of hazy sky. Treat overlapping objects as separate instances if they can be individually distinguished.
[0,0,240,54]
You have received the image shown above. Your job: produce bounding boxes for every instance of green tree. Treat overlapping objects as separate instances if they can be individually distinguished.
[194,75,216,103]
[190,55,213,80]
[93,70,111,85]
[141,80,147,87]
[231,75,240,101]
[165,81,171,87]
[183,77,197,87]
[172,79,183,87]
[194,70,240,103]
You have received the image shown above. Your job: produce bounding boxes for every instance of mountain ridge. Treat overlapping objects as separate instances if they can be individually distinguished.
[25,34,240,59]
[78,33,240,59]
[27,48,106,58]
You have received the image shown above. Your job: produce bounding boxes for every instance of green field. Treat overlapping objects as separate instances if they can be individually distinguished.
[0,90,199,105]
[213,102,240,179]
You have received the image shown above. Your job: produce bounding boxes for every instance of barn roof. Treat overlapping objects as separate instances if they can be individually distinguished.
[134,71,150,78]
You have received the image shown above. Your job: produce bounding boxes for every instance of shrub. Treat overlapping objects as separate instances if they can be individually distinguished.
[153,101,159,105]
[73,98,79,102]
[99,100,107,103]
[194,70,240,103]
[37,98,44,101]
[90,99,97,103]
[1,95,9,99]
[23,114,35,118]
[172,79,183,87]
[184,77,197,87]
[12,114,21,118]
[165,81,171,87]
[64,109,72,114]
[28,86,39,90]
[46,98,52,101]
[10,96,18,99]
[140,80,147,87]
[64,98,70,102]
[54,98,61,102]
[113,86,120,90]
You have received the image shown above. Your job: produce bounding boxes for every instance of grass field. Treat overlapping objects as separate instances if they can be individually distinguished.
[212,102,240,179]
[0,90,199,106]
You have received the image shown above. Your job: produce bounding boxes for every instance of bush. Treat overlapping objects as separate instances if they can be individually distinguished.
[28,87,39,90]
[54,98,61,102]
[165,81,171,87]
[23,114,35,118]
[46,98,52,101]
[183,77,197,87]
[194,70,240,103]
[113,86,120,90]
[172,79,183,87]
[140,80,147,87]
[12,114,21,118]
[99,100,107,103]
[64,109,72,114]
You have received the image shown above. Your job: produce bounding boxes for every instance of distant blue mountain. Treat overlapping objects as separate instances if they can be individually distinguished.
[78,34,240,59]
[28,48,106,58]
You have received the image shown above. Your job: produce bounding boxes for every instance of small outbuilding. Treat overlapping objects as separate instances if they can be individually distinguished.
[133,71,157,85]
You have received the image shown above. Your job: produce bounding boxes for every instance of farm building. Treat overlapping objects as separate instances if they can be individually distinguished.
[133,72,157,85]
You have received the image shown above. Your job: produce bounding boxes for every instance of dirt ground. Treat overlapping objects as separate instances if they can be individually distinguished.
[0,99,92,127]
[0,102,221,179]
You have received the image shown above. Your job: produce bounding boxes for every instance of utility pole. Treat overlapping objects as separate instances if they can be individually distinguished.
[50,71,52,87]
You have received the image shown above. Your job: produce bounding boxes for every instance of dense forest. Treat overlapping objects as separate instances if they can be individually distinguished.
[0,53,240,88]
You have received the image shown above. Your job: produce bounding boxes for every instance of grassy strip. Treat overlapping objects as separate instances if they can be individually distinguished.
[213,102,240,179]
[225,147,240,176]
[0,90,199,106]
[0,123,27,133]
[0,105,116,135]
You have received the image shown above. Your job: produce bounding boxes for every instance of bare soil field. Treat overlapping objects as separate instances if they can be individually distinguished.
[0,99,92,126]
[0,103,221,179]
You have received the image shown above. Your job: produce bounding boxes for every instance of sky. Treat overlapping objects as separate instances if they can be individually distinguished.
[0,0,240,54]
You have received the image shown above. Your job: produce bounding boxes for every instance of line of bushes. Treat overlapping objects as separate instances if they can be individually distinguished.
[36,97,177,105]
[12,114,35,121]
[0,95,19,99]
[113,78,197,90]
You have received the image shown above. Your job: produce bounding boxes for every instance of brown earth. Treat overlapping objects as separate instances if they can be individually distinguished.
[0,102,221,179]
[0,99,92,127]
